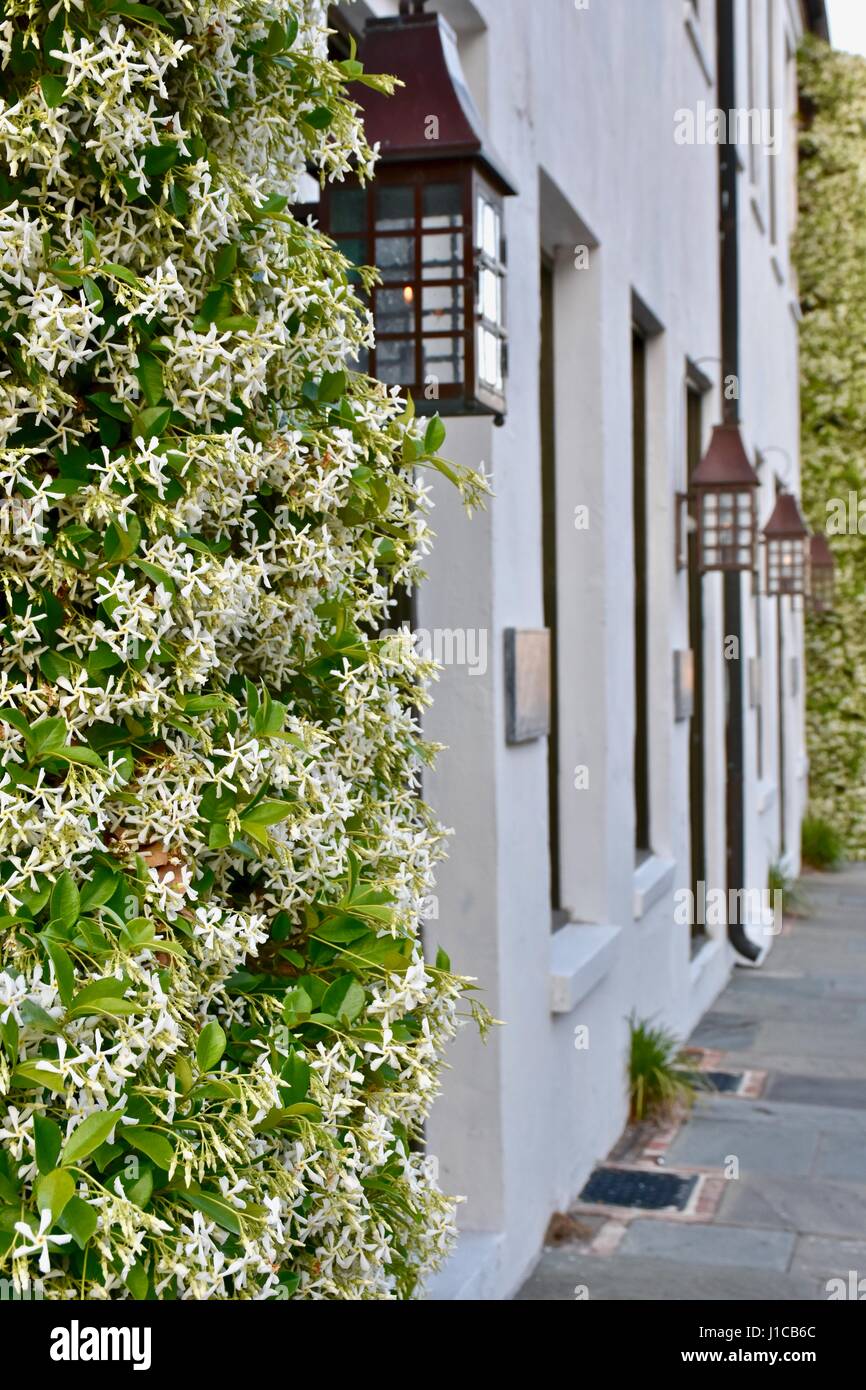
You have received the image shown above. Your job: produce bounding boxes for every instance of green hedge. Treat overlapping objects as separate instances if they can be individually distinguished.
[797,37,866,854]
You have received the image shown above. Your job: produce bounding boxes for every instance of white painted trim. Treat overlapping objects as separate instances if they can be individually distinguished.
[549,923,621,1015]
[757,778,777,815]
[684,3,713,86]
[633,854,677,920]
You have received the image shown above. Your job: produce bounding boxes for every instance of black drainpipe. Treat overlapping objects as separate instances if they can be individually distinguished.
[717,0,760,961]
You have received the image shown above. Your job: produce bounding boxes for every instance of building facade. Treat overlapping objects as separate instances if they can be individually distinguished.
[328,0,824,1299]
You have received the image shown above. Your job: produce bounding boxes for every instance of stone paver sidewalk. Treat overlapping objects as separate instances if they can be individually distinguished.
[518,865,866,1301]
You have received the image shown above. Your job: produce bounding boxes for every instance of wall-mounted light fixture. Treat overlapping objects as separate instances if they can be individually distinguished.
[309,2,517,419]
[763,491,811,598]
[809,532,836,613]
[688,423,760,574]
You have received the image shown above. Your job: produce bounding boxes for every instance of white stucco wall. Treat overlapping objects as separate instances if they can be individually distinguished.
[354,0,809,1299]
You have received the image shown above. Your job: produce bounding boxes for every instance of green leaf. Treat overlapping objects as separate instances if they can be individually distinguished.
[136,352,165,407]
[82,276,104,311]
[61,1109,122,1166]
[11,1061,67,1095]
[40,74,67,107]
[36,1168,75,1223]
[30,716,67,755]
[58,1195,98,1248]
[170,182,189,218]
[105,1,172,26]
[102,261,145,289]
[69,976,127,1011]
[80,867,121,913]
[241,799,292,827]
[207,822,232,850]
[125,1260,150,1299]
[34,1115,63,1175]
[319,369,347,403]
[104,514,141,563]
[179,1188,244,1236]
[50,872,80,929]
[53,744,105,770]
[133,558,176,594]
[175,1055,194,1093]
[321,975,366,1023]
[43,938,75,1008]
[131,405,171,440]
[213,243,238,281]
[143,142,179,177]
[69,995,142,1019]
[87,391,129,421]
[304,106,334,130]
[123,1128,175,1171]
[282,984,312,1024]
[424,414,446,454]
[196,1020,226,1072]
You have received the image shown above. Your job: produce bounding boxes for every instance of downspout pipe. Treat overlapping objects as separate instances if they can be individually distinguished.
[717,0,761,961]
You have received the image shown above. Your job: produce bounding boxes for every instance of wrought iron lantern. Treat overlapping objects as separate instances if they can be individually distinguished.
[310,1,516,418]
[688,423,760,574]
[763,491,811,597]
[809,531,835,612]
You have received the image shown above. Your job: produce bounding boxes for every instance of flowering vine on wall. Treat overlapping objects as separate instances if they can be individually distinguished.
[0,0,488,1299]
[798,37,866,854]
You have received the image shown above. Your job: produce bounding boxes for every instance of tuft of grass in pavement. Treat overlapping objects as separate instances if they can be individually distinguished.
[801,814,845,871]
[768,861,811,919]
[627,1015,706,1124]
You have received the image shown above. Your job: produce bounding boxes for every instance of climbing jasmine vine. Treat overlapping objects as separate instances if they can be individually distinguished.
[0,0,489,1300]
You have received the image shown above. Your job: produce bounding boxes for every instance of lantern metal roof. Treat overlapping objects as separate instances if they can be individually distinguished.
[352,8,517,196]
[691,423,760,490]
[810,531,834,568]
[763,491,810,539]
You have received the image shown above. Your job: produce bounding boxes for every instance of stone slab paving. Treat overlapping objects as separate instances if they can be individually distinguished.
[618,1218,796,1271]
[517,865,866,1301]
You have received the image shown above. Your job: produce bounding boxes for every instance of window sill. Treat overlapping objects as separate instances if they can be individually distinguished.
[633,854,677,920]
[550,923,621,1015]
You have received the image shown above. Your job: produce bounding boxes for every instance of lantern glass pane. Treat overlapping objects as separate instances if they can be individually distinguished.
[698,488,755,571]
[423,335,464,385]
[476,325,502,391]
[375,185,414,231]
[377,338,415,384]
[332,186,366,232]
[337,237,368,280]
[422,283,464,333]
[475,196,500,258]
[423,183,463,228]
[478,265,501,323]
[376,235,414,281]
[375,286,416,334]
[422,230,462,280]
[767,537,807,595]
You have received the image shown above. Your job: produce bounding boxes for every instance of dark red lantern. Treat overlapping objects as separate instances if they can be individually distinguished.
[689,423,760,573]
[763,492,810,597]
[306,3,516,418]
[809,532,835,612]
